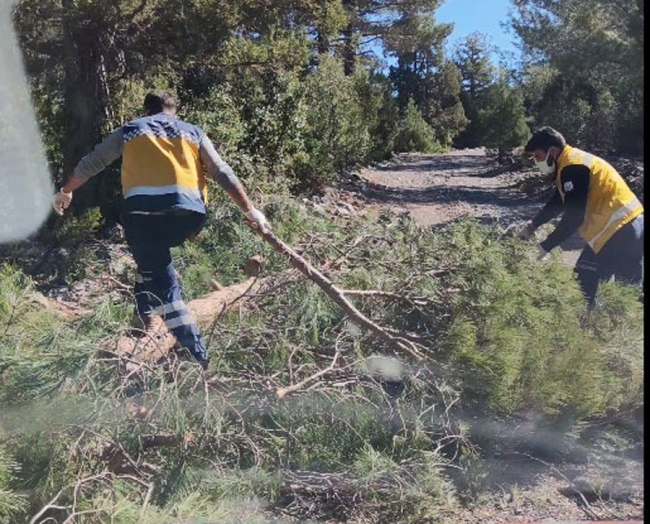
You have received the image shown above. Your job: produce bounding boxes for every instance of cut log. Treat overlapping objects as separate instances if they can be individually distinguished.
[187,277,261,325]
[115,277,263,364]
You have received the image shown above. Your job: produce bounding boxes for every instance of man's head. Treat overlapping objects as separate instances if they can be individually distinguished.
[143,91,177,116]
[524,126,567,174]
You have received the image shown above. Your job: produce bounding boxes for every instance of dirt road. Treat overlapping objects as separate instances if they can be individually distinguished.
[357,148,583,266]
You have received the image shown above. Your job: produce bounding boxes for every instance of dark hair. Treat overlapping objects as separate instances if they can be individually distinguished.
[143,91,177,115]
[524,126,567,153]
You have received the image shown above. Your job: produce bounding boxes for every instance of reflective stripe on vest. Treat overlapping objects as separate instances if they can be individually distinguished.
[123,184,204,200]
[586,197,642,249]
[555,146,643,253]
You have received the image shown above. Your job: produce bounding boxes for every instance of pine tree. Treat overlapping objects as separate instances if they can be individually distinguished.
[452,32,496,148]
[510,0,643,153]
[475,71,530,150]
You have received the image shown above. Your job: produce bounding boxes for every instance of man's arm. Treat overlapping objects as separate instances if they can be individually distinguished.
[199,135,251,210]
[53,129,124,215]
[517,189,563,240]
[530,190,563,230]
[199,135,270,232]
[539,165,590,252]
[61,129,124,193]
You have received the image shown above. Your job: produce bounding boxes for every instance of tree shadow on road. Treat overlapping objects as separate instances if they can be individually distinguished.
[361,179,538,227]
[363,181,527,208]
[374,154,494,173]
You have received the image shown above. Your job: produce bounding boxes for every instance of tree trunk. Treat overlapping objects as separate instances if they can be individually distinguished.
[60,1,106,214]
[316,28,330,55]
[342,26,356,76]
[341,0,356,76]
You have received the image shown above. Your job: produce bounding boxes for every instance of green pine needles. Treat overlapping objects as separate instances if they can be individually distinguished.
[0,204,643,522]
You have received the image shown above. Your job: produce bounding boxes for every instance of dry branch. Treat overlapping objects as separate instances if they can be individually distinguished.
[338,289,431,305]
[30,472,152,524]
[276,348,341,399]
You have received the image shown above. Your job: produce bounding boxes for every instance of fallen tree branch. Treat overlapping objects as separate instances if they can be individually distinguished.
[30,472,153,524]
[29,490,66,524]
[252,227,425,360]
[114,227,429,365]
[276,347,342,400]
[338,289,432,305]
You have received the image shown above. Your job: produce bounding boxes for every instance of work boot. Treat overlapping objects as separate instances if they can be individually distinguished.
[129,312,164,337]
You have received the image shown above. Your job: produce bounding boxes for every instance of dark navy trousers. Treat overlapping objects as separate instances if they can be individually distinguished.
[123,212,208,363]
[575,214,644,308]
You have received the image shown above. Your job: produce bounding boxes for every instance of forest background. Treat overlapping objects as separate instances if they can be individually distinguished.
[12,0,644,212]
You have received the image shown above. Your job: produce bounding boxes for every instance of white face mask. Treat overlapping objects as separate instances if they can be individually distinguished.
[535,151,556,175]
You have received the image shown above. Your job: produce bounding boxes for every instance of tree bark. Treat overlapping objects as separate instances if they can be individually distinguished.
[114,277,265,363]
[342,26,356,76]
[60,1,106,214]
[341,0,356,76]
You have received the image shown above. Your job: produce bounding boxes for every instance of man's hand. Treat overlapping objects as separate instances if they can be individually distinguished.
[536,244,550,262]
[517,222,535,241]
[244,207,271,234]
[52,189,72,216]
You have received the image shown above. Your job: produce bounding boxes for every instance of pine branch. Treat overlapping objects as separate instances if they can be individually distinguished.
[251,226,426,360]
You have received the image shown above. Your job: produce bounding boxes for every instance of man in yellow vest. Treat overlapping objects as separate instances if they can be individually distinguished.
[518,126,644,308]
[52,91,270,370]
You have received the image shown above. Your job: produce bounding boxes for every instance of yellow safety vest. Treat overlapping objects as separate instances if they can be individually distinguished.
[556,146,643,253]
[121,114,208,214]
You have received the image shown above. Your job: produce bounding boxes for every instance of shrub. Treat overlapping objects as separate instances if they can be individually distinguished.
[294,56,376,193]
[394,99,439,153]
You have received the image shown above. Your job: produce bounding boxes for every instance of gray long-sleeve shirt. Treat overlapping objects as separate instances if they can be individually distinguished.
[74,126,241,193]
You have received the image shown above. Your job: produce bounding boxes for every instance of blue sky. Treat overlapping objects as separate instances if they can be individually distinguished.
[367,0,523,70]
[436,0,522,64]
